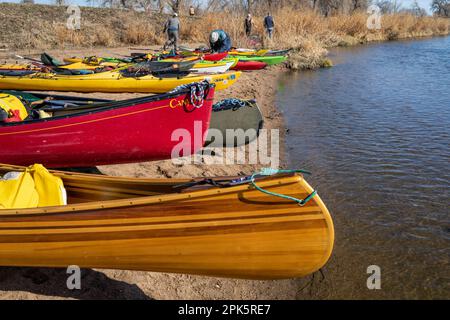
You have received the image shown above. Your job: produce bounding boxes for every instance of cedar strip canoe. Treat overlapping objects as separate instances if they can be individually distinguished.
[0,82,214,167]
[0,165,334,280]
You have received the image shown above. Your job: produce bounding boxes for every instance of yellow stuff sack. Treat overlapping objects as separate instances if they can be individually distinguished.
[0,94,28,120]
[0,171,39,209]
[0,164,66,210]
[31,164,67,207]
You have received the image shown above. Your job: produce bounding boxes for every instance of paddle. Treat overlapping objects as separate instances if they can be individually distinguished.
[14,55,42,63]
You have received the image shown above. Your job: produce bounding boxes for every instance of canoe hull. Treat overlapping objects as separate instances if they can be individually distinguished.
[0,71,240,93]
[230,55,287,66]
[202,52,228,61]
[0,170,334,280]
[231,61,267,71]
[0,86,215,167]
[191,61,233,74]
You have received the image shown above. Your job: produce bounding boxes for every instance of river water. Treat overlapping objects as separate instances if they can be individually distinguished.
[276,36,449,299]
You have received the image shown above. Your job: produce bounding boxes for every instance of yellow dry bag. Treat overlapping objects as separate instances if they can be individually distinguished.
[0,93,28,121]
[0,164,66,210]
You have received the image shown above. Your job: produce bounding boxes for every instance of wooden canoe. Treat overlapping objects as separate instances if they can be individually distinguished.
[0,82,214,167]
[0,165,334,280]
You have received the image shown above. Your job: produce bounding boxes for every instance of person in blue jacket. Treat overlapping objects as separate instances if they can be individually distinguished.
[264,13,274,39]
[209,30,232,53]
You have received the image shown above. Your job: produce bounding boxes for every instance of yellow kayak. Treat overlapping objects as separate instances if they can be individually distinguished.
[0,70,241,93]
[0,62,117,71]
[0,63,39,71]
[57,61,123,70]
[229,49,269,56]
[63,56,128,67]
[63,56,239,71]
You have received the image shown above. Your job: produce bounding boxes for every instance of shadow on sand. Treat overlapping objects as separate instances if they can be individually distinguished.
[0,267,151,300]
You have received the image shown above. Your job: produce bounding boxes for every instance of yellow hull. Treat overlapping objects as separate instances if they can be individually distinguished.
[0,62,123,71]
[0,70,241,93]
[229,49,269,56]
[57,61,125,70]
[63,57,127,68]
[0,63,38,70]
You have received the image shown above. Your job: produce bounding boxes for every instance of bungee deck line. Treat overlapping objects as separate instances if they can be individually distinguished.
[173,168,317,206]
[251,168,317,206]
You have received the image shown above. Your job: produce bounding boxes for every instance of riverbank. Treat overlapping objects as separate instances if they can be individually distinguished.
[1,3,449,71]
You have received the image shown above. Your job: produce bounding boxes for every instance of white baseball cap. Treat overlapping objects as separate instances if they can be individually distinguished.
[210,31,219,43]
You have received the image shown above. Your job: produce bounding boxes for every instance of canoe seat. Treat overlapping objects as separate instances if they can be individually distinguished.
[0,164,67,210]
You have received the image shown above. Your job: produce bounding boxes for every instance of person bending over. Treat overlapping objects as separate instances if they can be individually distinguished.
[209,30,232,53]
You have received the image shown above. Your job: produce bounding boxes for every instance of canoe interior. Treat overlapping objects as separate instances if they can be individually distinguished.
[0,90,172,125]
[0,165,182,204]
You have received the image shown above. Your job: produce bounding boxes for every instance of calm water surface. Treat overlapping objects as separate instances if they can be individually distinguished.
[276,37,449,299]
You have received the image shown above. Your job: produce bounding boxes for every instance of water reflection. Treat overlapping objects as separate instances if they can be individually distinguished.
[277,36,450,299]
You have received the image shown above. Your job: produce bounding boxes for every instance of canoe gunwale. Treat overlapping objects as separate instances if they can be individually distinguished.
[0,172,305,216]
[0,82,215,128]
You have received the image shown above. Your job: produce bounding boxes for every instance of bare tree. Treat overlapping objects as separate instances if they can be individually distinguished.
[350,0,368,12]
[375,0,402,14]
[431,0,450,16]
[164,0,183,13]
[409,0,427,16]
[319,0,341,16]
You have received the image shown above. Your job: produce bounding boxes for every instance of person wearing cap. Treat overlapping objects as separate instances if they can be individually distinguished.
[244,14,253,37]
[209,29,232,53]
[163,12,180,52]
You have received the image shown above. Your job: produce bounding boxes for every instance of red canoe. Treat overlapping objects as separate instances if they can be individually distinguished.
[231,61,267,71]
[0,82,214,167]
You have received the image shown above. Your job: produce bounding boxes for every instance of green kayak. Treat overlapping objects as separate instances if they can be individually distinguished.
[228,55,286,65]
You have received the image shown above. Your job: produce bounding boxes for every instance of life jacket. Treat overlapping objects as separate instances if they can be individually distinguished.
[0,93,29,123]
[0,164,67,210]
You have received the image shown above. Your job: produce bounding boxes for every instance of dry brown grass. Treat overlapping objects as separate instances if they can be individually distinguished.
[179,8,448,69]
[1,3,449,69]
[183,8,450,69]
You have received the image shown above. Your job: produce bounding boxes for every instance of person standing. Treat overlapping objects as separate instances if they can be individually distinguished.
[163,13,180,52]
[209,30,232,53]
[244,13,253,37]
[264,12,274,39]
[189,6,195,16]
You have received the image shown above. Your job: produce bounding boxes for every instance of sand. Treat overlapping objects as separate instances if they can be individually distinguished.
[0,47,329,300]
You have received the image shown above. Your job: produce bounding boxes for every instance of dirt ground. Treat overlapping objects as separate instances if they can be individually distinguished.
[0,46,333,300]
